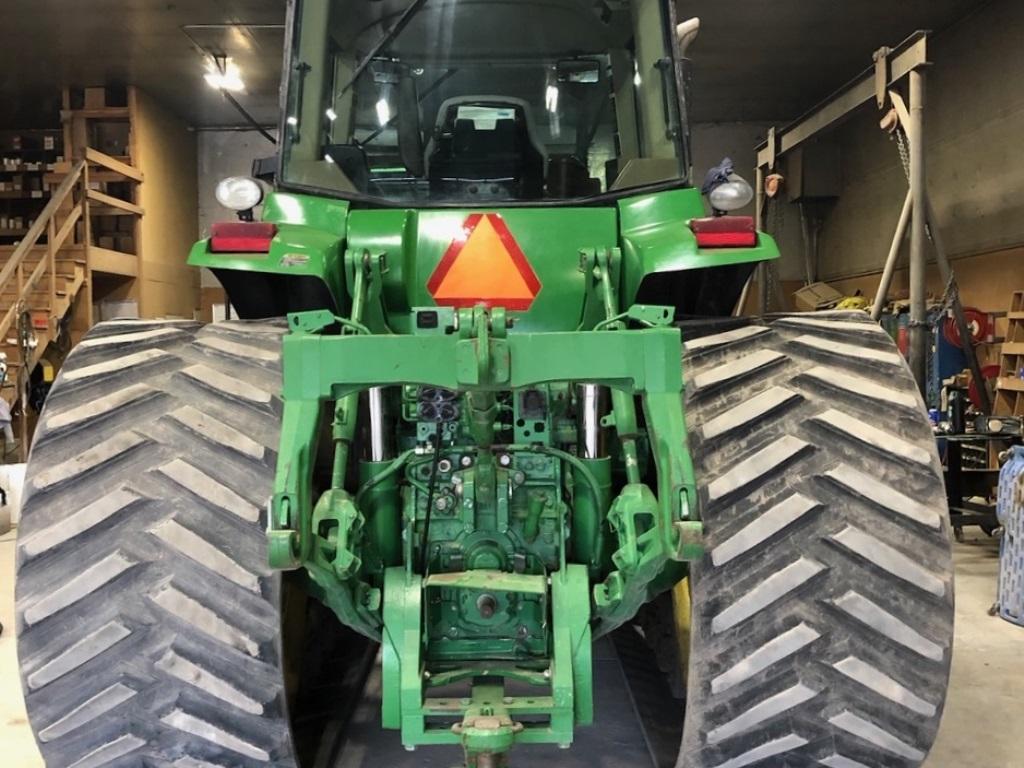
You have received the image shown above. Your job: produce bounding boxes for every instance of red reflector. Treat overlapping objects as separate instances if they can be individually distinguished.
[690,216,757,248]
[210,222,277,253]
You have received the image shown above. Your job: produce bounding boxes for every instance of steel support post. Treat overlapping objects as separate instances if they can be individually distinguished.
[907,68,928,393]
[752,166,766,316]
[871,190,914,322]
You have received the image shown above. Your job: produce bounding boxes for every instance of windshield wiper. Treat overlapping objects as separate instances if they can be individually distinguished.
[337,0,431,98]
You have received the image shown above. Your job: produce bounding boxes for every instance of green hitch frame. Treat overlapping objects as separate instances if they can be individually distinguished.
[381,566,592,758]
[267,245,704,759]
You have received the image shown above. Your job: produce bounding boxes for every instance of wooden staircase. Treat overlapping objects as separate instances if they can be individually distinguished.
[1,148,141,459]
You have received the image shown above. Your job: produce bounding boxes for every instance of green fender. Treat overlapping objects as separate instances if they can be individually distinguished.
[617,186,780,305]
[190,187,779,324]
[188,193,350,309]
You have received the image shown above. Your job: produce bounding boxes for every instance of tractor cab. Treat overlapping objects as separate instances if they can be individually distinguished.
[280,0,691,203]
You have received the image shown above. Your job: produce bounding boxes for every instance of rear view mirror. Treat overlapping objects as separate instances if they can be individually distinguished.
[556,59,601,84]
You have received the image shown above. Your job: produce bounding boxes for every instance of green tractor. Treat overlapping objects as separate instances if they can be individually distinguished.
[15,0,954,766]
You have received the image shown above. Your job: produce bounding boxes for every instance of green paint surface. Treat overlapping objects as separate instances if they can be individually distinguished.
[193,184,777,760]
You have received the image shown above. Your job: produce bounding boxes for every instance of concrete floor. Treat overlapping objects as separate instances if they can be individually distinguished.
[1,528,1021,767]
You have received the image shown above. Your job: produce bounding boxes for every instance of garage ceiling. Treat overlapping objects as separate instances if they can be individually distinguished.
[0,0,991,128]
[686,0,990,122]
[0,0,287,127]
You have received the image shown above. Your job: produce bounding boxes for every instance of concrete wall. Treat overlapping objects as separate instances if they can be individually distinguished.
[814,0,1024,301]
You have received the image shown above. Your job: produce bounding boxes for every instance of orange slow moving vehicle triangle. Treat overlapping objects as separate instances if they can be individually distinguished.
[427,213,542,310]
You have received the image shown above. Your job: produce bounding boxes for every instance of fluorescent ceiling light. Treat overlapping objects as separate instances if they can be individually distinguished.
[205,57,245,92]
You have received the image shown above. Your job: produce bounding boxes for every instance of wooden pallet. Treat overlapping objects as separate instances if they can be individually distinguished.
[995,290,1024,416]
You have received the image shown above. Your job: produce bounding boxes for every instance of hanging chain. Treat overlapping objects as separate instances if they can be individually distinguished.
[768,195,785,240]
[893,125,934,241]
[938,270,958,315]
[895,128,911,183]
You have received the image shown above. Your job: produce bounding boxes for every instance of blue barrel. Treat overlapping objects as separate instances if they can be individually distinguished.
[998,446,1024,626]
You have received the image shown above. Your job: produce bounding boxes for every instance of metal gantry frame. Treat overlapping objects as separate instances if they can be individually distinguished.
[753,31,992,412]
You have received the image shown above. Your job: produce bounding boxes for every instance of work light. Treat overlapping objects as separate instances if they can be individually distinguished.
[215,176,265,213]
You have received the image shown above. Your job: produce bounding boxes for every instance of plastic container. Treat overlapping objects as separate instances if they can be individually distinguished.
[997,446,1024,626]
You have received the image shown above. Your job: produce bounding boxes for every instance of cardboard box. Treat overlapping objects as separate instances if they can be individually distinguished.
[794,282,843,312]
[84,87,108,109]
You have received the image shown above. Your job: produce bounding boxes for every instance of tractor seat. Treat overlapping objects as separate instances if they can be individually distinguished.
[427,97,546,200]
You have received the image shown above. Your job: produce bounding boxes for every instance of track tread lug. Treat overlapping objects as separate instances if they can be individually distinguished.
[678,314,953,768]
[16,320,303,766]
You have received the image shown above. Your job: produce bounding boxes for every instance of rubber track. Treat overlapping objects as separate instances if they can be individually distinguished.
[679,313,954,768]
[15,320,302,768]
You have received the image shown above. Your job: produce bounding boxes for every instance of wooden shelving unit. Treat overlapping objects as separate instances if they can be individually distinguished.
[59,86,146,338]
[995,290,1024,417]
[0,85,201,459]
[0,128,64,247]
